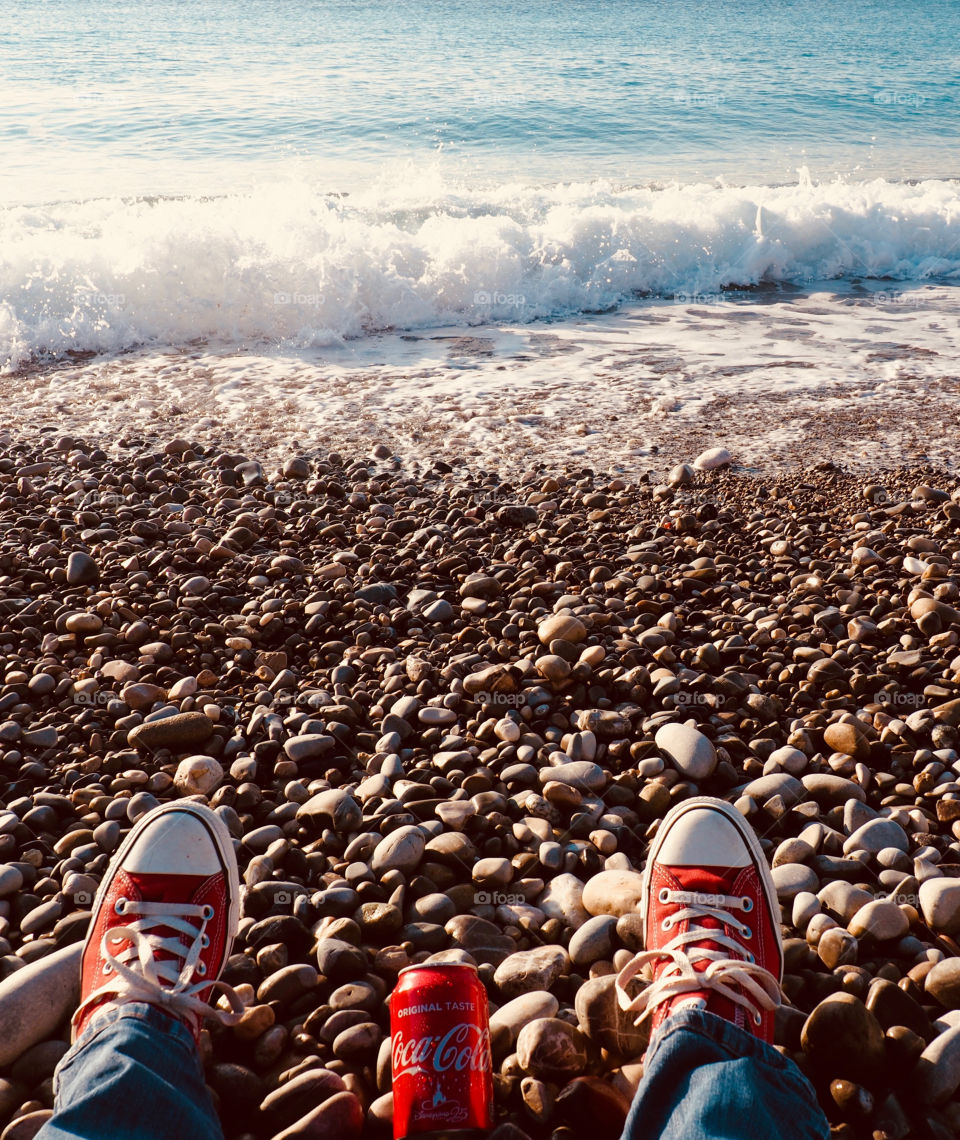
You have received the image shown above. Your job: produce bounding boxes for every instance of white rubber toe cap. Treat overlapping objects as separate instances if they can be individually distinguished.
[657,806,752,867]
[125,811,224,875]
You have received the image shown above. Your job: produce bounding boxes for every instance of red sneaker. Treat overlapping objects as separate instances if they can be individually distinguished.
[72,800,242,1042]
[616,796,784,1043]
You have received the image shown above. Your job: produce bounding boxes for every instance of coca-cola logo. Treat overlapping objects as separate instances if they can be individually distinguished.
[392,1022,491,1080]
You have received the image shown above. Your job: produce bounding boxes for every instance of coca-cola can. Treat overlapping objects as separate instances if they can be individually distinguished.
[390,961,493,1139]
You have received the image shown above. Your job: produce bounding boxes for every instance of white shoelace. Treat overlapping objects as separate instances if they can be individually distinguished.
[616,889,782,1028]
[72,898,243,1034]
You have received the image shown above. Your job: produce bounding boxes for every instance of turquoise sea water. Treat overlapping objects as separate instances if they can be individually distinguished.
[4,0,960,199]
[1,0,959,367]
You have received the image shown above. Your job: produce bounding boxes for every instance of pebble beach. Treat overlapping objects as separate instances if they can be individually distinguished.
[2,434,960,1138]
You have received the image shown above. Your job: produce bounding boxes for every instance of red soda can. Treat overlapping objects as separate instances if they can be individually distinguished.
[390,961,493,1139]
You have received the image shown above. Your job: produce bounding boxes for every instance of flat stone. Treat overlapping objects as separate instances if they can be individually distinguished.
[919,878,960,935]
[64,612,103,635]
[742,772,805,805]
[121,682,164,710]
[538,761,606,792]
[297,790,361,831]
[654,721,717,781]
[0,866,24,898]
[66,551,98,585]
[257,963,318,1005]
[925,958,960,1010]
[866,977,932,1039]
[538,615,587,646]
[332,1021,380,1061]
[843,818,909,856]
[182,575,211,597]
[848,900,908,942]
[370,825,425,876]
[818,881,874,924]
[581,870,645,918]
[693,446,732,470]
[283,734,336,761]
[22,727,59,748]
[473,857,513,887]
[537,873,590,929]
[444,915,515,966]
[568,915,617,967]
[576,710,630,741]
[516,1018,588,1080]
[767,745,808,773]
[824,721,872,761]
[316,939,367,983]
[772,863,819,901]
[800,993,885,1085]
[914,1026,960,1106]
[1,1110,53,1139]
[494,945,569,1000]
[489,992,560,1053]
[555,1076,632,1138]
[272,1090,364,1140]
[174,755,223,797]
[574,973,648,1058]
[127,711,214,753]
[0,943,82,1067]
[817,927,858,969]
[802,773,867,806]
[259,1067,346,1130]
[354,584,397,605]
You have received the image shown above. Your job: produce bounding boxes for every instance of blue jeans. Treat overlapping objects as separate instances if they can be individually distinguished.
[36,1004,828,1140]
[36,1004,223,1140]
[622,1009,830,1140]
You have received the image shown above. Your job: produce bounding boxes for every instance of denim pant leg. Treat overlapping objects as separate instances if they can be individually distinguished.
[36,1003,223,1140]
[620,1009,830,1140]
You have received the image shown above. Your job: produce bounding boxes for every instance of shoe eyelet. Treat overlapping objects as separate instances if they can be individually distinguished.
[741,897,754,913]
[114,899,126,915]
[201,905,214,920]
[197,961,207,976]
[201,934,210,948]
[753,1012,762,1026]
[742,926,752,940]
[103,963,112,975]
[745,952,755,964]
[661,918,672,932]
[658,888,670,903]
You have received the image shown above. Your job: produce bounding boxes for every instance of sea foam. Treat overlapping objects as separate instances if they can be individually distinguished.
[3,174,960,371]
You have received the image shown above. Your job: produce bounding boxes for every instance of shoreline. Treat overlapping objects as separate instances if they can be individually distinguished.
[3,284,959,477]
